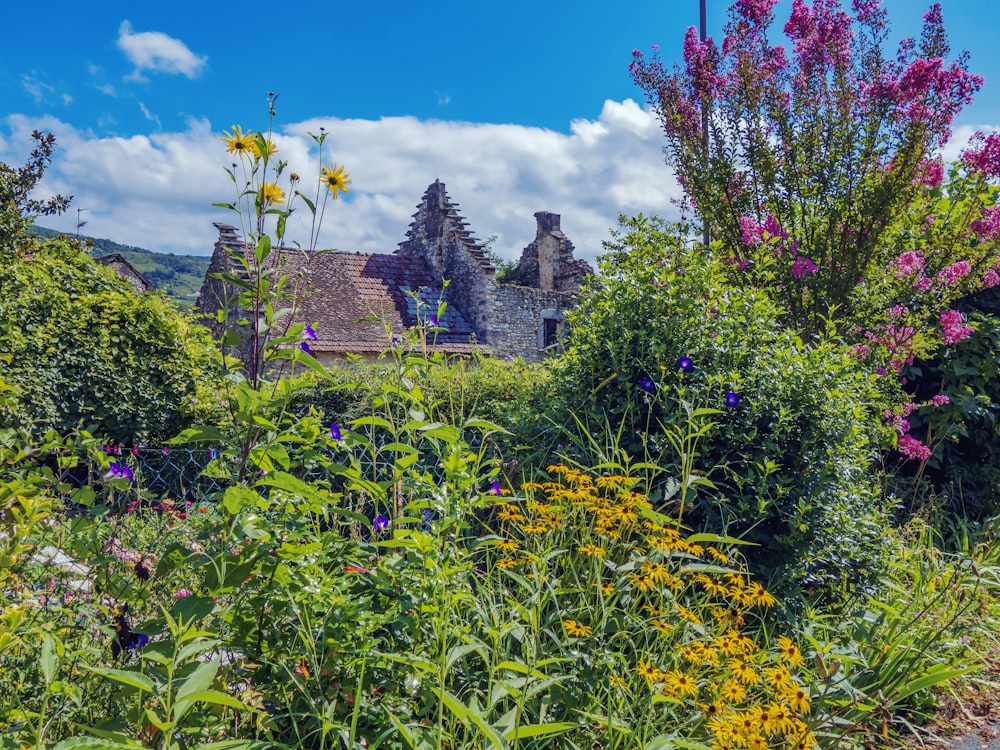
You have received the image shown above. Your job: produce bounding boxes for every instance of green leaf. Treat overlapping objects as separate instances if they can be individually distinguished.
[167,426,228,444]
[41,635,58,684]
[503,722,576,742]
[52,739,145,750]
[83,666,155,693]
[177,688,258,714]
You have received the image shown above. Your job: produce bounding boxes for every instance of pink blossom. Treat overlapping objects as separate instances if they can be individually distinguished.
[971,206,1000,240]
[916,158,945,188]
[937,261,971,286]
[940,308,974,345]
[175,589,194,599]
[984,269,1000,288]
[740,215,764,245]
[932,394,950,406]
[735,0,779,25]
[790,256,818,278]
[763,213,788,240]
[898,434,932,461]
[893,250,924,279]
[961,131,1000,179]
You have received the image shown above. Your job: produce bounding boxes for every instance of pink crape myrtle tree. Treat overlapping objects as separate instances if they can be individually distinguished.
[630,0,999,349]
[631,0,1000,464]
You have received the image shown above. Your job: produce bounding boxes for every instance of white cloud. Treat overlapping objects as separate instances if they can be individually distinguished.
[117,21,207,81]
[22,74,54,104]
[139,102,162,130]
[0,100,680,265]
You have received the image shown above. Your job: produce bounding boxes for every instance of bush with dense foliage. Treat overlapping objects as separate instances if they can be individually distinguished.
[0,238,220,444]
[542,216,892,594]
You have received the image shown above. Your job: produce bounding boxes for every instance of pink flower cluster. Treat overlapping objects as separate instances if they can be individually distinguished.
[791,256,819,278]
[683,27,721,98]
[893,250,924,279]
[970,206,1000,240]
[898,434,932,461]
[962,131,1000,179]
[939,309,974,345]
[931,394,950,406]
[937,261,970,286]
[735,0,780,26]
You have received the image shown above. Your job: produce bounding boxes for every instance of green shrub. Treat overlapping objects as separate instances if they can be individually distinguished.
[546,216,893,594]
[0,238,220,444]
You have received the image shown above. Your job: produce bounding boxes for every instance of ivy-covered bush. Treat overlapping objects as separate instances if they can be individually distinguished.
[546,216,893,593]
[0,238,220,444]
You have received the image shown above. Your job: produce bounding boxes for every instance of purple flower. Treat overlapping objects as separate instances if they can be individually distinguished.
[491,480,501,495]
[330,423,342,440]
[639,376,656,394]
[108,462,134,482]
[374,515,390,532]
[677,356,694,372]
[421,508,434,531]
[429,314,440,327]
[300,341,313,356]
[303,324,318,340]
[725,391,741,408]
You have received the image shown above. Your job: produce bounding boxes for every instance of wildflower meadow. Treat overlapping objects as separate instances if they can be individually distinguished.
[4,3,1000,749]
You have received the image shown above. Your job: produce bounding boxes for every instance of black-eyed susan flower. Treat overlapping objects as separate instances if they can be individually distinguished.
[495,538,520,553]
[221,125,256,156]
[776,635,805,668]
[783,683,811,714]
[562,619,592,637]
[577,543,606,558]
[727,658,761,686]
[719,678,747,703]
[320,163,351,199]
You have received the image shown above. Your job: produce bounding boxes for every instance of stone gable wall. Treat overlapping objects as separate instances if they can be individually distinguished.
[488,284,577,363]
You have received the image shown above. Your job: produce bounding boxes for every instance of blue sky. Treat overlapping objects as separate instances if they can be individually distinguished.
[3,0,999,261]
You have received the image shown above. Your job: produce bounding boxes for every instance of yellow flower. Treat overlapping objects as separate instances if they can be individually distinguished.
[727,658,761,686]
[746,582,777,608]
[496,557,519,569]
[320,163,351,199]
[260,182,286,206]
[495,538,520,553]
[776,635,805,669]
[719,678,747,703]
[762,703,795,736]
[562,619,592,638]
[662,669,699,698]
[577,543,606,558]
[783,683,811,714]
[220,125,256,156]
[596,581,615,596]
[676,604,703,626]
[252,137,277,159]
[650,619,674,636]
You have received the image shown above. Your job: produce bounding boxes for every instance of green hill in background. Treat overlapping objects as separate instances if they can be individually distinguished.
[31,226,210,308]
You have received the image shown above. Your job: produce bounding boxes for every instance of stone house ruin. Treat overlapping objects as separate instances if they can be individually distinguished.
[195,180,592,365]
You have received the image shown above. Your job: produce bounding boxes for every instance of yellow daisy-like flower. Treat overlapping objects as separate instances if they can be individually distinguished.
[596,581,615,596]
[562,619,592,638]
[662,669,699,698]
[783,683,811,714]
[719,678,747,703]
[650,619,674,636]
[495,538,520,553]
[496,557,519,569]
[260,182,286,206]
[762,703,795,736]
[776,635,805,669]
[578,543,606,558]
[251,137,277,159]
[747,582,777,608]
[727,658,762,686]
[320,163,351,199]
[220,125,256,156]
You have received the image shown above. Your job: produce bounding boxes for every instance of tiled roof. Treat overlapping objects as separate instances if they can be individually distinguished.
[251,247,482,354]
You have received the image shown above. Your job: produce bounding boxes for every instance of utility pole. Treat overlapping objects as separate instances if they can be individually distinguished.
[700,0,711,250]
[76,208,88,238]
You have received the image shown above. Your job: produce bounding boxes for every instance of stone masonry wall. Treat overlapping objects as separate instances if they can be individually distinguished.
[396,181,496,342]
[488,284,577,363]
